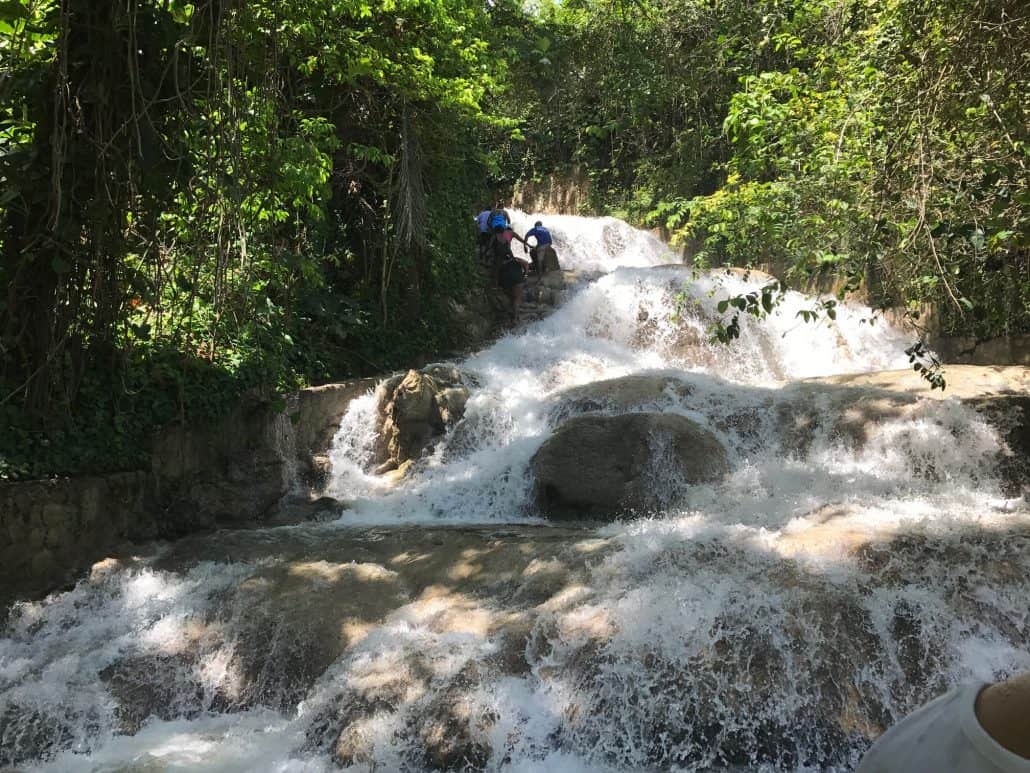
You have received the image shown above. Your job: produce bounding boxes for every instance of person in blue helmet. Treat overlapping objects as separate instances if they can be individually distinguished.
[524,220,556,278]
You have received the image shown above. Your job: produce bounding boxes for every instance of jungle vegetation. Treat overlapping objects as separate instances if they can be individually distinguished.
[1,0,1026,478]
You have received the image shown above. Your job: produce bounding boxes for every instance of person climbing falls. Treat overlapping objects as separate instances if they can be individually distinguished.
[475,204,492,262]
[524,220,558,277]
[489,203,511,235]
[489,230,529,325]
[504,225,527,250]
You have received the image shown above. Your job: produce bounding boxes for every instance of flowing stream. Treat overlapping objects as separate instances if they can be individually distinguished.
[2,212,1029,772]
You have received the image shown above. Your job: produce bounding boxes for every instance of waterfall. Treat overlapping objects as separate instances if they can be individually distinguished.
[3,212,1028,772]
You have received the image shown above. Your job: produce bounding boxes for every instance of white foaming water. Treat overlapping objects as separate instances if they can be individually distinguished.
[508,209,678,272]
[324,227,914,524]
[3,212,1029,772]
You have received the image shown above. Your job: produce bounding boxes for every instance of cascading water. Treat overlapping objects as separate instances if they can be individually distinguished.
[2,211,1028,772]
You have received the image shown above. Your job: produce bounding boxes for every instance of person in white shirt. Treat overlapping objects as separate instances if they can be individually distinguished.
[856,672,1030,772]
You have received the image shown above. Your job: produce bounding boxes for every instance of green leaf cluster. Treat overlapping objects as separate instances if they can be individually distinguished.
[509,0,1029,340]
[0,0,525,479]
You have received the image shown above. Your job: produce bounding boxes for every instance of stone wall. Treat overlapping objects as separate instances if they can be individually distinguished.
[511,168,594,215]
[930,334,1030,367]
[288,378,380,489]
[1,473,153,605]
[0,378,378,604]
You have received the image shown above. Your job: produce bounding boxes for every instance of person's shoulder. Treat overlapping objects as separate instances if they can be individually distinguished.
[856,684,984,773]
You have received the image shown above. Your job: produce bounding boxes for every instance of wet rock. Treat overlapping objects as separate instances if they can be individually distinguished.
[961,393,1030,495]
[374,366,474,476]
[290,379,379,489]
[709,265,779,285]
[385,370,443,457]
[270,495,348,525]
[551,374,694,422]
[537,245,562,275]
[531,412,729,520]
[799,365,1030,492]
[541,267,565,289]
[437,387,470,426]
[321,660,495,771]
[150,378,377,529]
[379,458,416,484]
[226,561,410,713]
[100,655,207,734]
[418,663,493,771]
[88,557,123,584]
[0,704,78,768]
[804,364,1030,401]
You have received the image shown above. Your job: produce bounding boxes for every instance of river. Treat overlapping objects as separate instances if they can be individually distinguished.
[2,212,1028,771]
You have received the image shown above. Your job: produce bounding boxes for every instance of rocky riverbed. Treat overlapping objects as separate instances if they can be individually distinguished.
[3,212,1029,771]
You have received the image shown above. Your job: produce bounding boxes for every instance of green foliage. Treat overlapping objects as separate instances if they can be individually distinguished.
[905,341,946,391]
[676,0,1029,338]
[3,0,1026,477]
[709,279,789,344]
[511,0,1029,341]
[0,0,524,479]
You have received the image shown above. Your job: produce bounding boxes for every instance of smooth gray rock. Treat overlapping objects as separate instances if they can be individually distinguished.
[531,412,728,520]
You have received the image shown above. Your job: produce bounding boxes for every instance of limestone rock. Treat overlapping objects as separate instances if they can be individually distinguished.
[542,268,566,290]
[386,370,444,460]
[437,386,470,425]
[552,374,694,422]
[798,365,1030,493]
[538,245,562,274]
[803,363,1030,399]
[290,379,379,488]
[710,265,779,285]
[374,366,473,475]
[89,557,124,584]
[531,412,728,520]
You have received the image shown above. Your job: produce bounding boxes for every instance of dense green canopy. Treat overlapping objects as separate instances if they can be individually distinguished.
[508,0,1028,337]
[1,0,1027,477]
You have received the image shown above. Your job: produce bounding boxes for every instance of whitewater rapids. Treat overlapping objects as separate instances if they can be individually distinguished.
[2,211,1028,772]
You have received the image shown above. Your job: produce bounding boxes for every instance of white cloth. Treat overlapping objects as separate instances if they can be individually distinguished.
[857,683,1030,773]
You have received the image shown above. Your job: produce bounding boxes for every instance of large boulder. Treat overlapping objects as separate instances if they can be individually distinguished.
[551,374,693,422]
[538,245,561,274]
[531,412,728,520]
[374,365,473,475]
